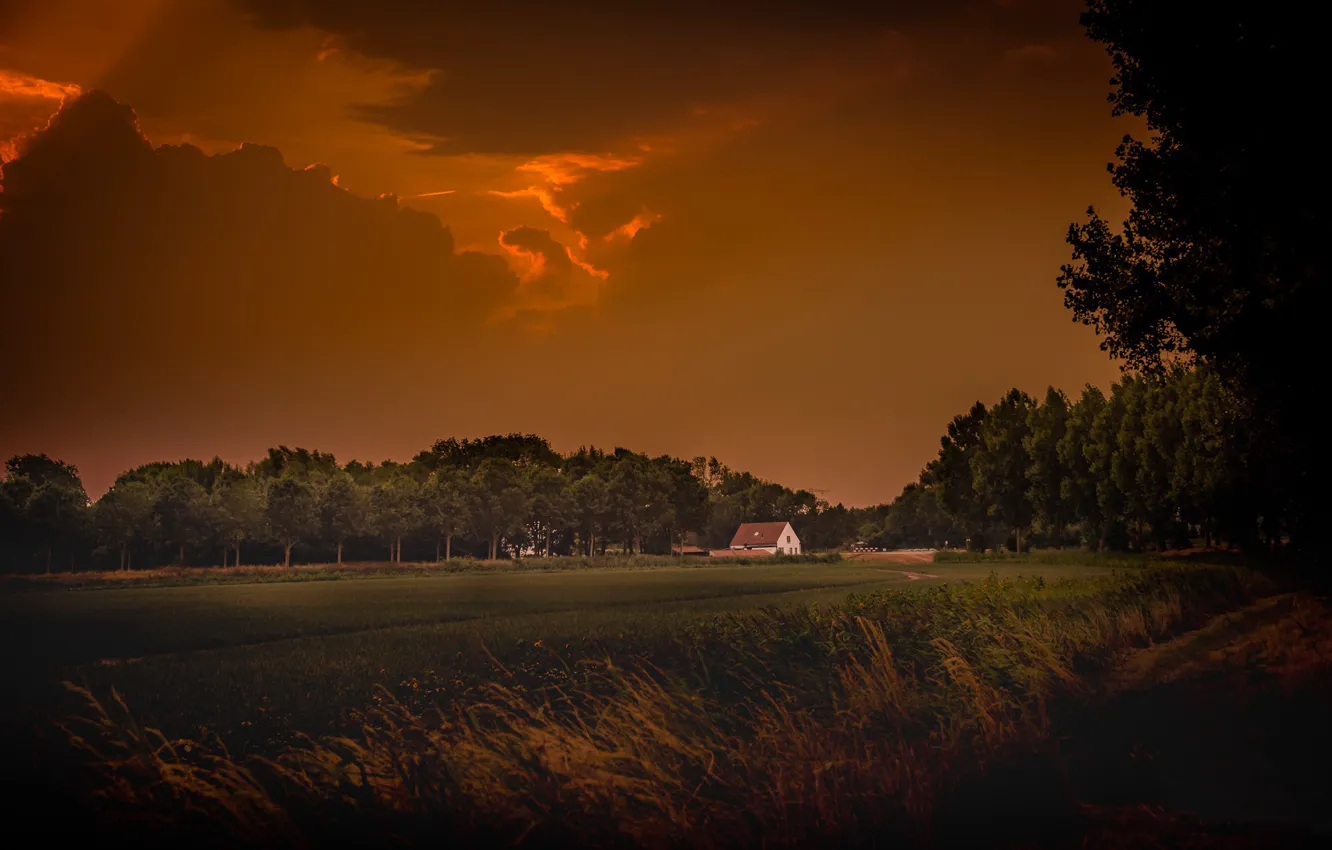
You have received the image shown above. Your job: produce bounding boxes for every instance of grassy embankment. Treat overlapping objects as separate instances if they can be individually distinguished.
[15,552,1295,848]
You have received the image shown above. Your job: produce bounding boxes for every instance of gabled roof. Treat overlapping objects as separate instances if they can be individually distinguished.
[730,521,792,548]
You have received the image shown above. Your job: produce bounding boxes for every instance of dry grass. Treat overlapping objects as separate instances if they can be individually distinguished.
[48,562,1278,848]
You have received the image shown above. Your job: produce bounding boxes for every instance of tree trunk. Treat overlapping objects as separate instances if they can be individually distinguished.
[283,543,292,567]
[489,532,498,561]
[235,541,242,568]
[396,536,402,564]
[120,545,127,572]
[445,535,452,561]
[336,542,343,564]
[179,544,186,566]
[436,535,441,562]
[127,550,133,571]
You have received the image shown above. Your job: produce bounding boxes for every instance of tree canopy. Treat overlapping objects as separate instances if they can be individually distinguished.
[1058,2,1322,546]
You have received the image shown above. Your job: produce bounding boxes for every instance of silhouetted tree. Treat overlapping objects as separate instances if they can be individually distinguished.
[1060,2,1323,546]
[95,481,155,570]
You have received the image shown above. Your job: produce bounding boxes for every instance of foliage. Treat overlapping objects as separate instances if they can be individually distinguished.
[264,477,318,567]
[1058,3,1320,548]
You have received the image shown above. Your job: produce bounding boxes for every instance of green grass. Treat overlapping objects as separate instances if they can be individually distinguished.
[4,559,1120,755]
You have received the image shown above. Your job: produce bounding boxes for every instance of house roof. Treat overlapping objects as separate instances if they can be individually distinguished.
[672,545,708,554]
[729,522,792,548]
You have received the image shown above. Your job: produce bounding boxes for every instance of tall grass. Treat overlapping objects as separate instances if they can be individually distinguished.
[933,548,1159,568]
[52,562,1272,848]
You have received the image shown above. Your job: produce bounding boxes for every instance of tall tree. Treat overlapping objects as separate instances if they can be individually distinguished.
[972,389,1036,553]
[468,459,530,560]
[525,467,569,557]
[1059,3,1322,546]
[95,481,155,570]
[1087,382,1129,550]
[264,477,318,567]
[24,480,90,572]
[370,473,421,563]
[923,402,989,550]
[153,476,216,566]
[607,454,674,554]
[1059,386,1109,548]
[1024,387,1071,544]
[418,469,468,561]
[661,455,710,555]
[569,473,610,556]
[319,474,368,564]
[216,474,265,567]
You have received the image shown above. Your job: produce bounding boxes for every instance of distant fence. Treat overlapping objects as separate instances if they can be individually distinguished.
[848,547,939,554]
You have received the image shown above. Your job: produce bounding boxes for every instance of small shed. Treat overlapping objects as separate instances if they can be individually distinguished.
[672,544,709,557]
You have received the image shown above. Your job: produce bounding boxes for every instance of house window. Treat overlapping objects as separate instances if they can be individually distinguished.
[786,535,791,543]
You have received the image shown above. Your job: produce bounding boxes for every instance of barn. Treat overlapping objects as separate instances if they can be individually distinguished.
[728,521,801,555]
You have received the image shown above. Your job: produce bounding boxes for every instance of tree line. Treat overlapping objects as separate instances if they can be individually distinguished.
[0,436,863,573]
[855,365,1280,553]
[2,362,1277,573]
[0,362,1289,572]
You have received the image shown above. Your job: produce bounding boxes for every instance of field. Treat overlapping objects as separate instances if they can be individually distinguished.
[4,553,1328,848]
[4,559,1106,752]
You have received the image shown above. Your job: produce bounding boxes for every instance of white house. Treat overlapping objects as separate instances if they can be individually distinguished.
[729,521,801,555]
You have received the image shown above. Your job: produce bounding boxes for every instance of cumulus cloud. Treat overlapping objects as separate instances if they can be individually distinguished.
[0,90,519,403]
[0,68,81,164]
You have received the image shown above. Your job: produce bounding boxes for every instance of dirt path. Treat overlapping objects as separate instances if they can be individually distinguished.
[867,568,940,580]
[1067,592,1332,843]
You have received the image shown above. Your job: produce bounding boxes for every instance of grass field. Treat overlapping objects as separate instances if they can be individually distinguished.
[9,552,1314,848]
[3,559,1117,753]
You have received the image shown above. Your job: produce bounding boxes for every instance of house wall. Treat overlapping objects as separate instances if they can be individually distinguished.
[776,523,802,555]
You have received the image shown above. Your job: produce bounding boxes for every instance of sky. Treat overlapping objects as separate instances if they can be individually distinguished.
[0,0,1129,505]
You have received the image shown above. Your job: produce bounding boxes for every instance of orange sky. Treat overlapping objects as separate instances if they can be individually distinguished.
[0,0,1129,505]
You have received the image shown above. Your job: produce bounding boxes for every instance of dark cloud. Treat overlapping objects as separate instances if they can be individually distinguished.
[500,226,573,275]
[498,225,606,314]
[0,90,518,405]
[230,0,1085,154]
